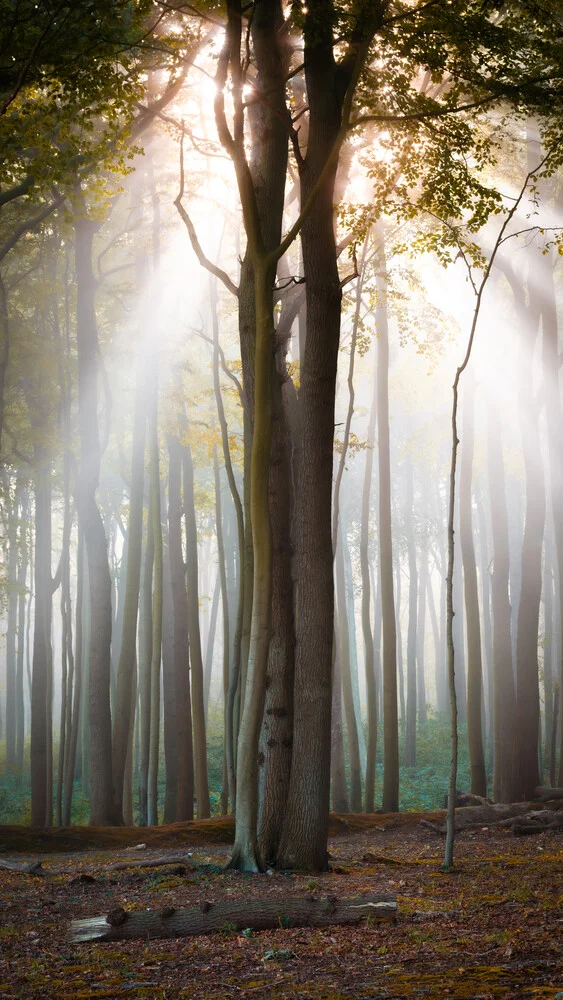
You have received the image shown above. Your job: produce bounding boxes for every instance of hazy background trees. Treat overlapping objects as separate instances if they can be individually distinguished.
[0,0,562,870]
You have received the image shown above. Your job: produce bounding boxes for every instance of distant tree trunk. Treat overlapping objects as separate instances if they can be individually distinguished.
[138,500,154,827]
[214,452,230,815]
[510,268,544,800]
[453,518,467,724]
[16,482,29,770]
[56,455,73,826]
[343,531,366,774]
[377,257,399,812]
[147,373,163,827]
[487,397,516,803]
[30,454,53,827]
[417,501,428,728]
[331,630,350,813]
[74,206,114,826]
[475,480,494,762]
[394,558,405,726]
[543,538,555,784]
[459,371,486,797]
[168,435,194,821]
[204,573,220,719]
[162,537,177,825]
[182,441,210,820]
[63,527,84,826]
[539,246,563,785]
[5,476,19,768]
[404,457,417,769]
[336,530,362,812]
[112,350,147,822]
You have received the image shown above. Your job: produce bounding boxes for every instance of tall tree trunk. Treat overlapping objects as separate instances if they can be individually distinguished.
[16,482,29,771]
[404,457,417,769]
[336,530,362,811]
[5,476,19,768]
[162,537,177,824]
[74,206,114,826]
[147,369,163,827]
[30,453,53,827]
[539,246,563,785]
[209,277,245,813]
[112,351,147,821]
[214,451,231,815]
[331,630,350,813]
[203,573,220,719]
[138,500,154,827]
[63,527,84,826]
[459,371,486,796]
[512,269,545,800]
[376,257,399,812]
[183,441,210,819]
[487,397,516,803]
[168,435,194,821]
[258,361,295,863]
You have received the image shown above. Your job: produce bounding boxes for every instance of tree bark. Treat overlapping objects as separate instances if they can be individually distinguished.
[459,371,486,796]
[74,206,114,826]
[70,893,397,944]
[376,255,399,813]
[487,396,516,803]
[183,440,210,820]
[404,457,417,769]
[167,434,194,821]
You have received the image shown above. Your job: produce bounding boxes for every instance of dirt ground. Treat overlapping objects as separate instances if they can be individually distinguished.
[0,816,561,1000]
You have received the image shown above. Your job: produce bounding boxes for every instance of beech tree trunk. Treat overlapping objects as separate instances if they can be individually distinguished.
[487,396,516,803]
[183,441,210,820]
[404,457,417,769]
[168,435,194,821]
[74,206,114,826]
[460,371,486,797]
[376,255,399,813]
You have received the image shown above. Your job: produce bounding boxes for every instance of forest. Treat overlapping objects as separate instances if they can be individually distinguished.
[1,0,563,972]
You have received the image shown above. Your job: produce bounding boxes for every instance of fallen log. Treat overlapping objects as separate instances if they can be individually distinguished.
[69,892,397,943]
[105,855,194,873]
[0,860,47,876]
[534,787,563,801]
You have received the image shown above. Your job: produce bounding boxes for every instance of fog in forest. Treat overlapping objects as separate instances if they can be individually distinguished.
[1,3,562,874]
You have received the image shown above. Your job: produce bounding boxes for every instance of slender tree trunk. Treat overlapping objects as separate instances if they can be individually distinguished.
[112,351,147,821]
[16,482,29,771]
[209,278,245,813]
[514,277,544,800]
[5,476,19,768]
[183,441,210,819]
[487,397,516,803]
[168,435,194,821]
[203,573,220,719]
[147,372,163,827]
[162,536,177,824]
[214,452,231,815]
[138,499,154,827]
[30,454,53,827]
[331,628,350,813]
[74,206,114,826]
[336,531,362,811]
[63,527,83,826]
[404,457,417,769]
[376,257,399,812]
[539,247,563,785]
[459,371,486,796]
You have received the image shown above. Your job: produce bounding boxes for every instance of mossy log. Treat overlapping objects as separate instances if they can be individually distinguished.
[69,892,397,943]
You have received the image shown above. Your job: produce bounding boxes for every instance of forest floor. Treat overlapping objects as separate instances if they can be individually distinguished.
[0,813,561,1000]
